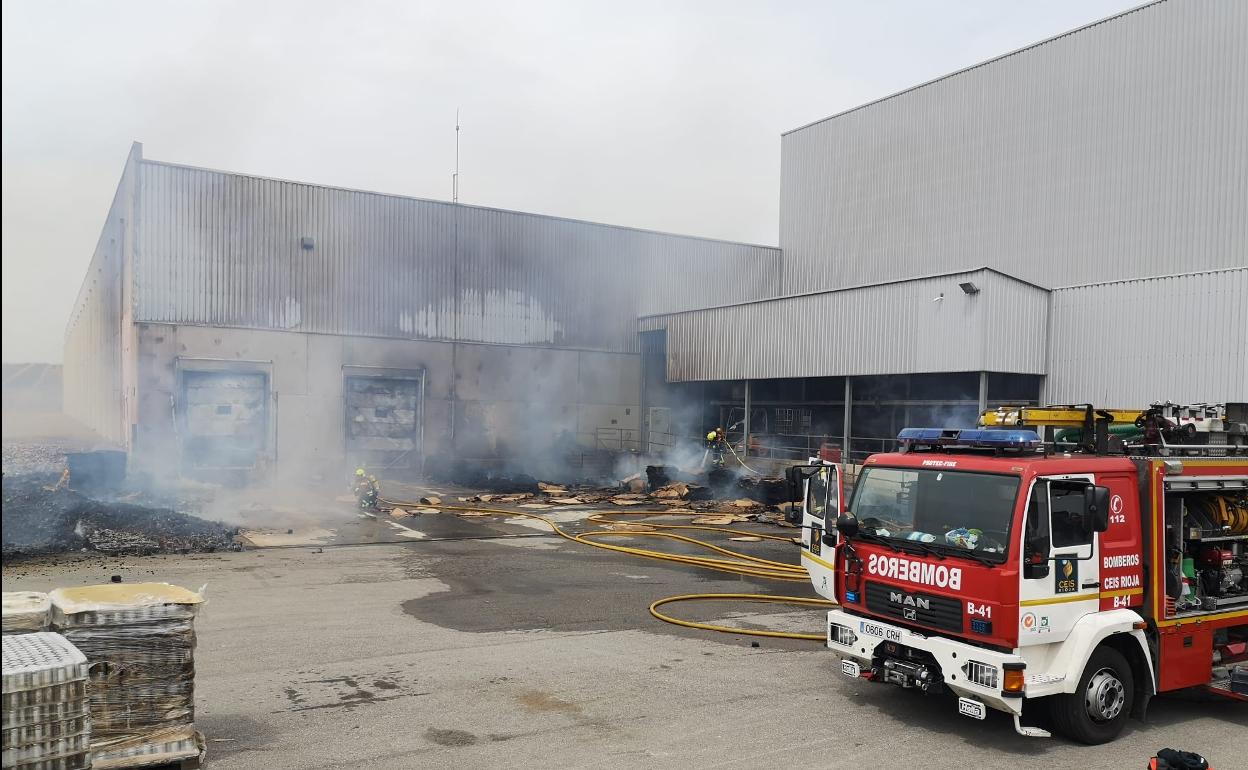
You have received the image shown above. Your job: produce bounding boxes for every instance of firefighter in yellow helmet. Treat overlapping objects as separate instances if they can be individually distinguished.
[353,468,380,511]
[705,427,726,468]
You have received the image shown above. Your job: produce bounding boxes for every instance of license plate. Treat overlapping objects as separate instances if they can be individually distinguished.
[841,659,861,678]
[958,697,987,720]
[859,620,903,643]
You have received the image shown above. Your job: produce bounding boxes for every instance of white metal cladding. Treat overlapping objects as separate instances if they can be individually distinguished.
[779,0,1248,294]
[1045,268,1248,405]
[135,162,781,353]
[642,269,1048,382]
[63,145,141,445]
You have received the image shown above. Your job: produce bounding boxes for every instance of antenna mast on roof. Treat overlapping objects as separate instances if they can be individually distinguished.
[453,108,461,203]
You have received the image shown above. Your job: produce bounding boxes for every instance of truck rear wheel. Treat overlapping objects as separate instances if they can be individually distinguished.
[1050,646,1134,744]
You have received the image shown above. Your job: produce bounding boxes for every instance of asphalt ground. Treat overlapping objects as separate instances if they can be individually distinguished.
[4,502,1245,769]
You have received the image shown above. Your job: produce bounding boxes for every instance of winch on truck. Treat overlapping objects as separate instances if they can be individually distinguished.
[793,402,1248,744]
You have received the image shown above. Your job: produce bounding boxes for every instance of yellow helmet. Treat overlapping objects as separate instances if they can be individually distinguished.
[355,468,366,476]
[706,431,718,441]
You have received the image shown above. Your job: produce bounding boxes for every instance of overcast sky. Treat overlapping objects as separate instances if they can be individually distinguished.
[2,0,1139,363]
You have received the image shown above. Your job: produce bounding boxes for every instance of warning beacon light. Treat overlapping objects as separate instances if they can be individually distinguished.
[897,427,1041,452]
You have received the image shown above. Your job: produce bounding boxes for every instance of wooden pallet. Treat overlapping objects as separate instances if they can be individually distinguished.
[94,733,205,770]
[104,756,202,770]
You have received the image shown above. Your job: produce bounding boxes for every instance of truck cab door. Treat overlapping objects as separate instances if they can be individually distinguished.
[1017,474,1102,646]
[801,459,841,601]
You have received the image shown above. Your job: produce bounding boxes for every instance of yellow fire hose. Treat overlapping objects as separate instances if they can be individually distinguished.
[380,499,835,641]
[650,594,832,641]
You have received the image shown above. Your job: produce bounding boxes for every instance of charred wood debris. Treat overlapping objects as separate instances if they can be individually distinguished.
[404,465,799,526]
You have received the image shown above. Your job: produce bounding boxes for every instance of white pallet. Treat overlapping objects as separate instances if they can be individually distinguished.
[1,633,88,696]
[1,632,92,770]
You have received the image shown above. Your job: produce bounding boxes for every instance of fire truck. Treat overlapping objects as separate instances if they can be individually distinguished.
[795,403,1248,744]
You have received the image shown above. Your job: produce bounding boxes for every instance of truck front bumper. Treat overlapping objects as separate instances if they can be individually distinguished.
[826,609,1026,716]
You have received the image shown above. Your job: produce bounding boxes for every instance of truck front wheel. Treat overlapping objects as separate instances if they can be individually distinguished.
[1050,646,1134,744]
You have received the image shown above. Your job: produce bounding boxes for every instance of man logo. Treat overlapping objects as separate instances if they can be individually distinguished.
[889,591,931,610]
[903,608,917,621]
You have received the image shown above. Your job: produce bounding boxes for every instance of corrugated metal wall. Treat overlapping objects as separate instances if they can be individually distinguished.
[780,0,1248,294]
[1045,268,1248,405]
[135,162,781,353]
[642,269,1049,381]
[63,144,141,445]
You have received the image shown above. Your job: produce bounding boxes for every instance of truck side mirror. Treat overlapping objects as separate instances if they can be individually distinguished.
[835,512,859,539]
[1086,484,1111,532]
[784,465,805,503]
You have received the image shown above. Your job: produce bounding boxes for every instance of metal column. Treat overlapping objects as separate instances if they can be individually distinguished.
[978,371,989,412]
[842,377,852,471]
[742,380,751,459]
[640,334,652,453]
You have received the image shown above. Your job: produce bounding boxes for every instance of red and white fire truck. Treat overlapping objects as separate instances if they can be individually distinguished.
[797,404,1248,744]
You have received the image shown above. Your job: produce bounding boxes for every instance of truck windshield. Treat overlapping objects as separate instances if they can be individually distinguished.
[850,467,1019,561]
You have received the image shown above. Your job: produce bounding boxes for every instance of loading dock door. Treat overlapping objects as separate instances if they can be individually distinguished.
[345,376,423,468]
[181,371,269,469]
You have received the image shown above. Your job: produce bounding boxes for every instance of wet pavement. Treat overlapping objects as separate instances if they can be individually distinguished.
[3,489,1244,769]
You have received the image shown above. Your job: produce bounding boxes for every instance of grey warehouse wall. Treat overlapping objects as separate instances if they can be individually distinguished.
[134,161,781,354]
[779,0,1248,294]
[1045,268,1248,406]
[642,269,1048,382]
[63,143,142,446]
[66,145,779,459]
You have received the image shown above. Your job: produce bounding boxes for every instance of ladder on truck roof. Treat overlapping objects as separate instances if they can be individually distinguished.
[979,403,1248,457]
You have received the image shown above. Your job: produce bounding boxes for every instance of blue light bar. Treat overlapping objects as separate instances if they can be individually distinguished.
[897,427,1041,450]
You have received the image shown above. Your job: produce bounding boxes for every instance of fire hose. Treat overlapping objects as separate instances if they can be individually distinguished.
[723,440,764,476]
[379,499,833,641]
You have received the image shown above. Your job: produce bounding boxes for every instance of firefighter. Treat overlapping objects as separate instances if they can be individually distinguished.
[353,468,380,511]
[705,427,727,468]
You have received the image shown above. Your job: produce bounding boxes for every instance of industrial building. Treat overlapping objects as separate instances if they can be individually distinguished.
[65,0,1246,482]
[63,143,779,482]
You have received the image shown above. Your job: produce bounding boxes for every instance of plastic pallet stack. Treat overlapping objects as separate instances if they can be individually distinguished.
[2,593,51,635]
[49,584,204,770]
[2,632,92,770]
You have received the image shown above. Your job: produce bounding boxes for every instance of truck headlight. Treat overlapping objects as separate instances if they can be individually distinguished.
[961,660,998,689]
[829,622,858,647]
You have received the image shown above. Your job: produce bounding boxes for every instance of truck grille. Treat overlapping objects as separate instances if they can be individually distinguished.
[865,581,963,633]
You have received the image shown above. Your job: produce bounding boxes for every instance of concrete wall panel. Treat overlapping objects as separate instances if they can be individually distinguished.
[453,345,580,404]
[174,326,310,396]
[132,323,644,478]
[577,351,642,406]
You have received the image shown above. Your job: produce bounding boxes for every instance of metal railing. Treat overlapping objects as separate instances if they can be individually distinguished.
[595,427,641,452]
[643,431,902,467]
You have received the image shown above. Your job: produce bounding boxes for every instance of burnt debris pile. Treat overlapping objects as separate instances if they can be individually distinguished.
[2,472,238,558]
[449,463,799,525]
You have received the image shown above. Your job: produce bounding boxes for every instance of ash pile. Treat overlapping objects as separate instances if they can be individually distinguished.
[2,468,238,559]
[2,438,87,476]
